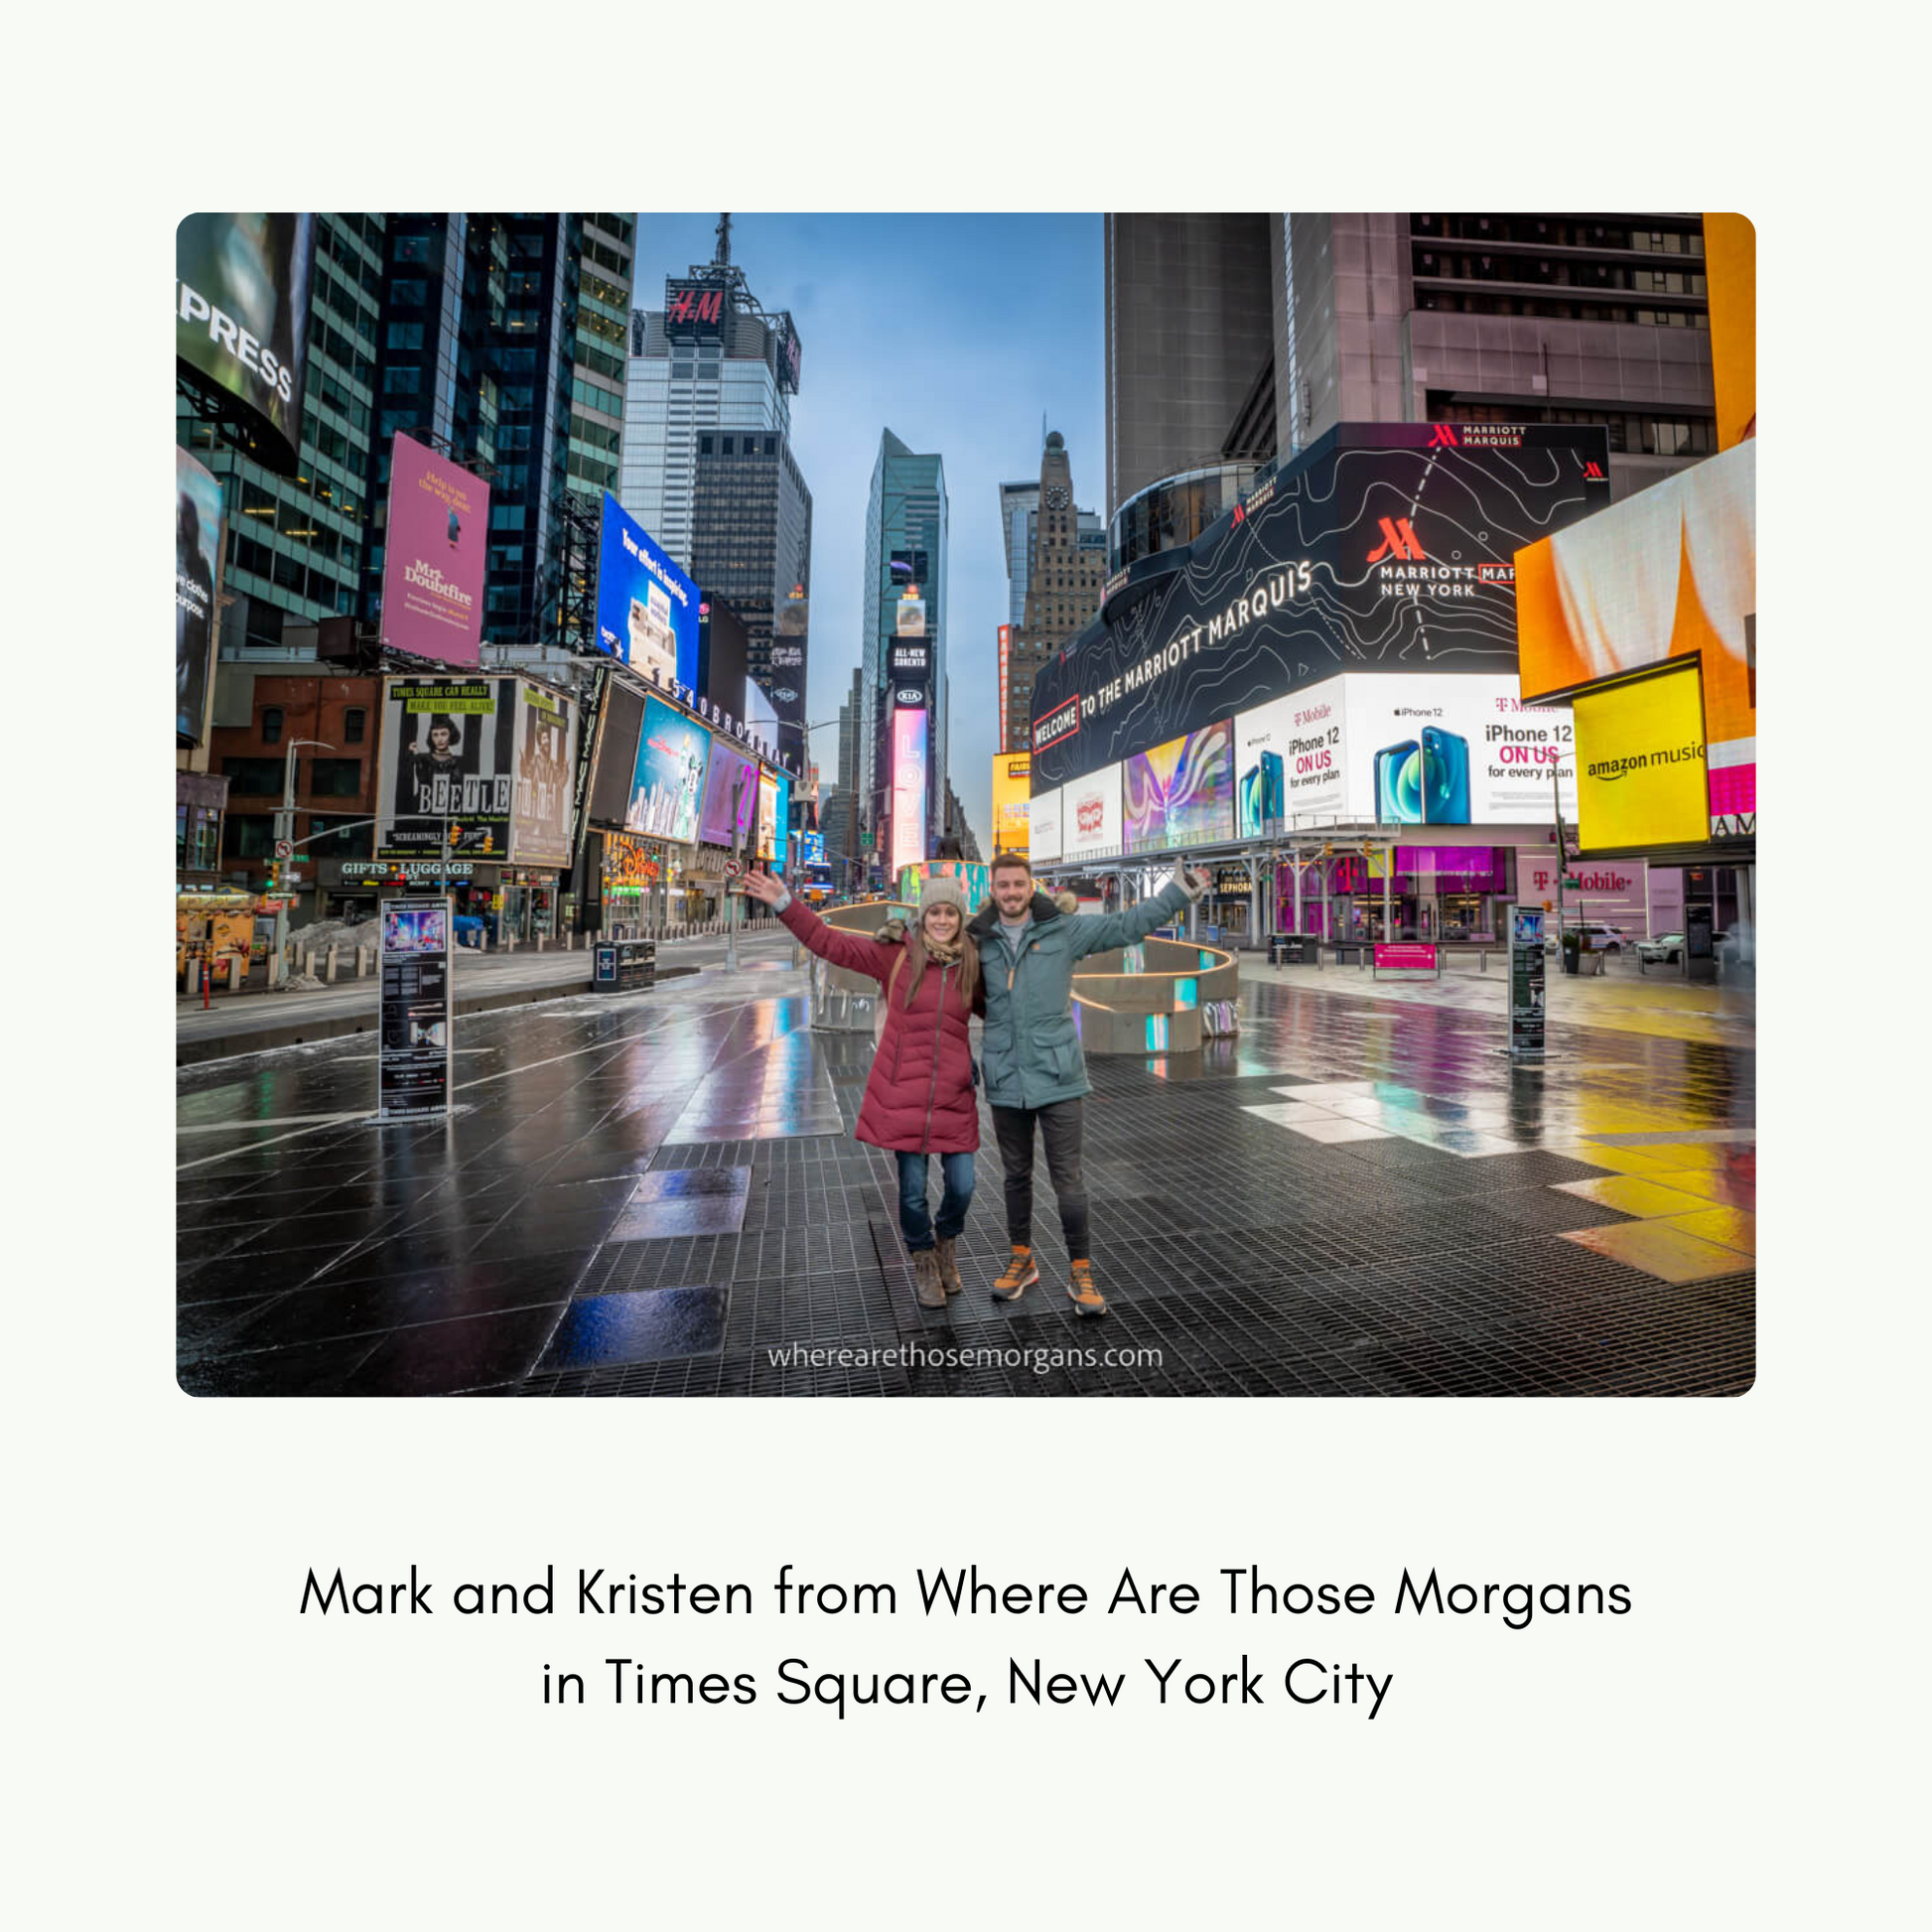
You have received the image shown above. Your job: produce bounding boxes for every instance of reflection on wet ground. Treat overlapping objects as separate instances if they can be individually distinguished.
[177,936,1753,1396]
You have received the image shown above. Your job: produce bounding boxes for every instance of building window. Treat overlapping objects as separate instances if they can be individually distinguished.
[344,707,366,745]
[308,758,363,798]
[261,708,284,745]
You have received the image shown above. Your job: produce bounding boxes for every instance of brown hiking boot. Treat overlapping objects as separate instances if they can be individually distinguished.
[1067,1259,1107,1317]
[911,1248,946,1310]
[935,1236,963,1296]
[992,1245,1039,1301]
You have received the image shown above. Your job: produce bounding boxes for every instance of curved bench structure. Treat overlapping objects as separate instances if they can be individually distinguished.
[1071,935,1239,1054]
[804,898,915,1032]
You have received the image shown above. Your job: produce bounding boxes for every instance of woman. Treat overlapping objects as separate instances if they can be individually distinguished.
[739,869,983,1311]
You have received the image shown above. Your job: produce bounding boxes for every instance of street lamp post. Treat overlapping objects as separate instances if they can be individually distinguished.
[272,738,332,988]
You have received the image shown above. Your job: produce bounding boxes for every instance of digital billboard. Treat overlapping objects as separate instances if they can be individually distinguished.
[1029,787,1062,866]
[176,213,316,475]
[1705,213,1756,451]
[1061,762,1124,865]
[1343,675,1577,826]
[1123,722,1235,854]
[627,695,710,844]
[896,594,927,638]
[1233,679,1345,833]
[890,708,928,874]
[743,678,781,759]
[699,740,759,849]
[380,433,488,666]
[991,753,1032,857]
[770,592,809,765]
[801,831,826,867]
[176,447,222,747]
[588,682,646,828]
[597,492,699,686]
[510,680,578,870]
[377,676,517,861]
[1029,423,1611,789]
[1573,664,1709,854]
[1516,439,1754,840]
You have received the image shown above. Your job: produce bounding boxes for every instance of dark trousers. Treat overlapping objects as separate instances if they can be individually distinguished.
[896,1151,975,1252]
[990,1100,1089,1261]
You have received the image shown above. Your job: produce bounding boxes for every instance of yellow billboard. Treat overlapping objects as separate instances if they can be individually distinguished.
[1704,213,1755,451]
[991,753,1032,857]
[1574,663,1708,852]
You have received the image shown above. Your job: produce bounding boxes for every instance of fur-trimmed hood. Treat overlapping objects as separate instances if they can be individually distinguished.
[968,889,1075,939]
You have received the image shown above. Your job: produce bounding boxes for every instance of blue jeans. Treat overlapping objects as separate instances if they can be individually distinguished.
[897,1151,975,1251]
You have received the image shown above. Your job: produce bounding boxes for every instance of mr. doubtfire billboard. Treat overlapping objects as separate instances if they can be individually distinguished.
[1028,423,1611,791]
[380,433,489,666]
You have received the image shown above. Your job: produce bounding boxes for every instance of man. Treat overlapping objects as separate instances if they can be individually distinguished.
[914,850,1206,1315]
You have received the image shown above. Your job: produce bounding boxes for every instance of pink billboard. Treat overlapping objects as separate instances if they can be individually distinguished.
[890,708,928,875]
[380,432,488,666]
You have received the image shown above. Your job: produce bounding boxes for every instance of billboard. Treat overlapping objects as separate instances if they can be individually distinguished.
[1029,787,1063,866]
[664,281,729,335]
[1234,679,1344,833]
[1516,439,1754,838]
[896,593,927,638]
[743,678,781,759]
[1344,675,1576,826]
[380,433,488,666]
[589,682,646,828]
[597,493,699,685]
[699,740,759,849]
[991,753,1032,857]
[890,708,928,874]
[998,625,1012,751]
[377,676,516,861]
[510,680,578,869]
[175,213,316,475]
[1514,849,1650,935]
[1573,664,1709,853]
[1028,423,1610,789]
[627,696,710,844]
[1705,213,1756,451]
[770,591,809,763]
[176,447,222,747]
[1062,761,1124,865]
[1123,721,1235,854]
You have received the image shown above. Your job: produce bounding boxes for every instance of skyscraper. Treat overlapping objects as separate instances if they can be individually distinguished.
[177,212,387,654]
[567,215,635,508]
[1003,432,1102,759]
[861,430,947,867]
[620,218,810,703]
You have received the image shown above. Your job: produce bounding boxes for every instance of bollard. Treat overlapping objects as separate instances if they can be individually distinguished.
[537,933,547,952]
[325,943,339,983]
[355,945,368,979]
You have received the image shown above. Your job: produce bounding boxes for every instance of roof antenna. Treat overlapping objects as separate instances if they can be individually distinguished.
[715,213,732,268]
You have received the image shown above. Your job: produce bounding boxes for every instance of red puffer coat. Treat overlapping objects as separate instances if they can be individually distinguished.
[779,898,982,1154]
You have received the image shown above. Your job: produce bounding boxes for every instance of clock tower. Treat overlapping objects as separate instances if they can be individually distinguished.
[1005,431,1103,762]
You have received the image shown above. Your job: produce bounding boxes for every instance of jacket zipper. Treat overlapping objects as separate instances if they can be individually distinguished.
[920,965,949,1152]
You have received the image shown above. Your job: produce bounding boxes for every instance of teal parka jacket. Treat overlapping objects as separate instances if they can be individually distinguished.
[966,880,1194,1110]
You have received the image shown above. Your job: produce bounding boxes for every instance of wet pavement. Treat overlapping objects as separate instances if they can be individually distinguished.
[177,931,1754,1397]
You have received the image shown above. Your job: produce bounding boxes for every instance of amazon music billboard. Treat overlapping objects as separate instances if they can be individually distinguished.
[1028,422,1610,790]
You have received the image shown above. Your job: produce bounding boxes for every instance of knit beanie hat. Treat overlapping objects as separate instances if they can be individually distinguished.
[919,876,969,920]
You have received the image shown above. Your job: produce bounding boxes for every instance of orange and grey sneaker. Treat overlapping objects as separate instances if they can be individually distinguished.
[1067,1259,1107,1316]
[992,1245,1039,1301]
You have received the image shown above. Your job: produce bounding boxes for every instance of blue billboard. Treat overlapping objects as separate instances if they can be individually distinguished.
[626,695,711,844]
[597,492,699,686]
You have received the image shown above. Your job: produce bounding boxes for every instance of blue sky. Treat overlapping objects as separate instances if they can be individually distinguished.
[630,212,1106,853]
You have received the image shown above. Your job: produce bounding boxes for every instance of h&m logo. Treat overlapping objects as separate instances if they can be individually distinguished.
[666,287,724,326]
[1368,517,1427,563]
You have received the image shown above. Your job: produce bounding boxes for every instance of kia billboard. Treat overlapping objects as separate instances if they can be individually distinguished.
[176,213,316,476]
[890,709,928,875]
[627,695,711,845]
[380,432,488,666]
[1123,722,1235,855]
[1029,422,1610,789]
[1517,439,1754,840]
[176,447,222,747]
[1061,761,1124,865]
[699,741,759,849]
[596,492,699,686]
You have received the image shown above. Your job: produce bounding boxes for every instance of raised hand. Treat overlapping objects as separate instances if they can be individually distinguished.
[740,868,784,906]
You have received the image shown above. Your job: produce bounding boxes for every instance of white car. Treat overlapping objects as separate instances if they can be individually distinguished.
[1546,921,1632,955]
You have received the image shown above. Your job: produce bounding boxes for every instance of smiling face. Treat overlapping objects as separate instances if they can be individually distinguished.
[922,901,961,945]
[992,861,1033,917]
